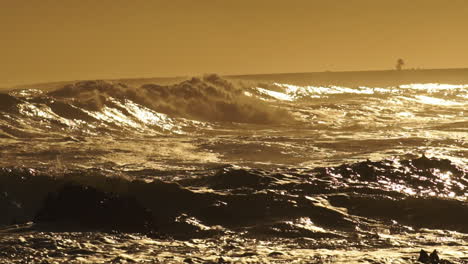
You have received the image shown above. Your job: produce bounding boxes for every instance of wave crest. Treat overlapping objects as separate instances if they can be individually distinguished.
[48,75,293,124]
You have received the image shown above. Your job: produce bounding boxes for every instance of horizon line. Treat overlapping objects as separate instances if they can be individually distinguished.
[3,66,468,90]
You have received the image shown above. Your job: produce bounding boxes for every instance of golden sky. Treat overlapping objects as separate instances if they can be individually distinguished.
[1,0,467,87]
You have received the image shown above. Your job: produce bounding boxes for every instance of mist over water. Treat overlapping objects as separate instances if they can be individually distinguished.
[0,74,467,263]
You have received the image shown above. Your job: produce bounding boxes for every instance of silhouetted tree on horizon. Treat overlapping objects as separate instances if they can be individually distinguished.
[396,58,405,71]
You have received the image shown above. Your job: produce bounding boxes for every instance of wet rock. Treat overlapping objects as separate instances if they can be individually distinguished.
[417,249,453,264]
[34,184,154,233]
[208,168,277,189]
[412,155,448,171]
[329,195,468,233]
[352,161,378,181]
[429,250,440,264]
[0,191,24,226]
[418,249,429,263]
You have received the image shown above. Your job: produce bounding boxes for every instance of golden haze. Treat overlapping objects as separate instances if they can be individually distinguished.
[1,0,468,87]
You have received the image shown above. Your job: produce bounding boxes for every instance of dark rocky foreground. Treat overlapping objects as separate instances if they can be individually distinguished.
[1,156,467,237]
[0,156,467,263]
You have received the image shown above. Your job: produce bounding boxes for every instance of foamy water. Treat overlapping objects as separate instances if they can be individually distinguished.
[0,75,466,263]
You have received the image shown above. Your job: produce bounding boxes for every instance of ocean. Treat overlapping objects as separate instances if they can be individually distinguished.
[0,70,466,263]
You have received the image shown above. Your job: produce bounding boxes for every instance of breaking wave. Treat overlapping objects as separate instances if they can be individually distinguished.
[48,75,292,124]
[0,75,296,138]
[2,75,467,140]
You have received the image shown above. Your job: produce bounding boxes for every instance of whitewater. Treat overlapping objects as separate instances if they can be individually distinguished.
[0,73,466,263]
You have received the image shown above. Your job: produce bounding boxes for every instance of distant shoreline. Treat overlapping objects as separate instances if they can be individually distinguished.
[228,67,468,87]
[3,67,468,91]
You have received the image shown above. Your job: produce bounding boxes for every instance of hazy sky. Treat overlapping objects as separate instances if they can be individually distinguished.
[1,0,467,86]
